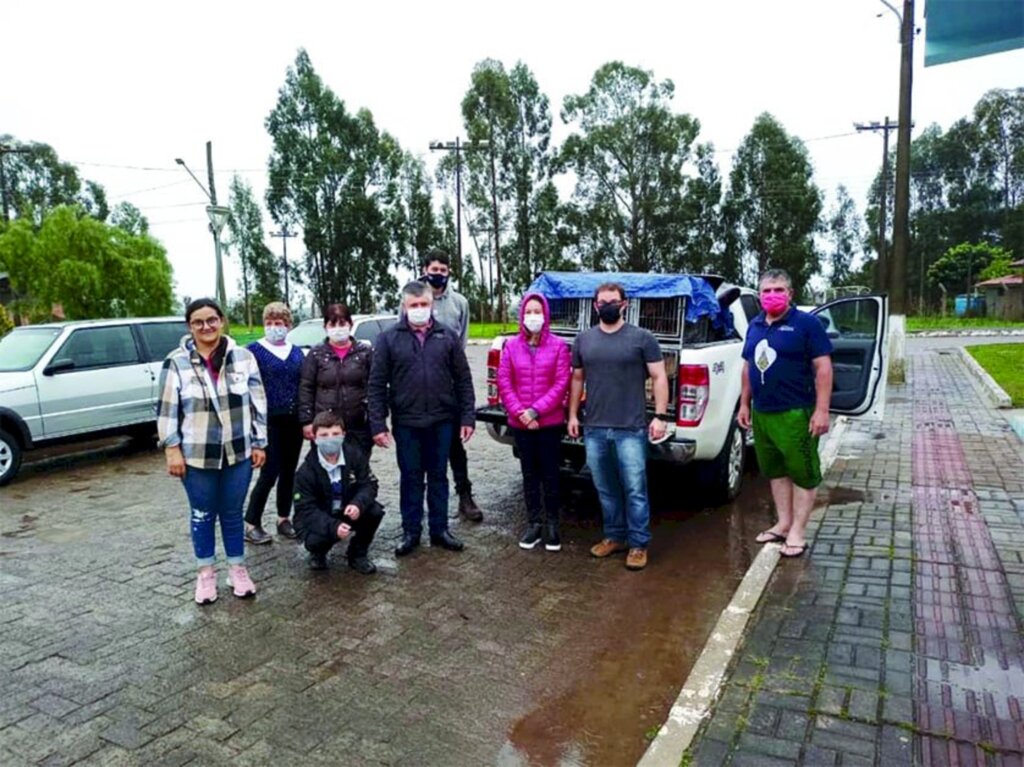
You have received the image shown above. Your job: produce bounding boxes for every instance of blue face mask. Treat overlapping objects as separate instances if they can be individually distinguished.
[317,435,344,458]
[264,326,288,344]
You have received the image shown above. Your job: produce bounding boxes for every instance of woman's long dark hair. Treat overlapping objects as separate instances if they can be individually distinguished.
[184,297,225,325]
[184,298,227,367]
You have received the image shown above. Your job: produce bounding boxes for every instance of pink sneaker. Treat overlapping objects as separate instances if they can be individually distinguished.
[194,569,218,605]
[227,565,256,598]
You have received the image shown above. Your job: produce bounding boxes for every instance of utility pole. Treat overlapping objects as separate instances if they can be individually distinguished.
[890,0,915,319]
[176,148,230,309]
[0,143,31,223]
[854,118,899,293]
[429,138,489,290]
[206,142,227,309]
[271,226,293,305]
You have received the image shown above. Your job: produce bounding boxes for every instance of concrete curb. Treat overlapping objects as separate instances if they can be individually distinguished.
[637,416,851,767]
[956,347,1013,408]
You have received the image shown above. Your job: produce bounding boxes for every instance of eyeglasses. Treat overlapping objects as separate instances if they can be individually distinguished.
[189,317,222,330]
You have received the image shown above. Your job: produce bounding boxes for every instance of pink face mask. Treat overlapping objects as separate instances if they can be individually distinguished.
[760,292,790,315]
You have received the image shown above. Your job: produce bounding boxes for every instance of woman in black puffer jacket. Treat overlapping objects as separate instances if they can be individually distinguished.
[298,303,374,452]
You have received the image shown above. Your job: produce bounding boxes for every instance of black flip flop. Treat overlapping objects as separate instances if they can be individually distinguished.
[755,531,787,544]
[780,543,808,558]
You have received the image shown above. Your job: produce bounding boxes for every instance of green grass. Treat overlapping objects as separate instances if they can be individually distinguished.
[966,344,1024,406]
[469,322,517,339]
[227,327,263,345]
[906,316,1024,331]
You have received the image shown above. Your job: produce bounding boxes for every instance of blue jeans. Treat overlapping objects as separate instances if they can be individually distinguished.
[393,422,453,539]
[181,460,253,566]
[584,427,651,549]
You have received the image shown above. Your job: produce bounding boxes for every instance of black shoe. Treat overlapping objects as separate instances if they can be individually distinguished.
[519,523,543,550]
[244,526,273,545]
[544,523,562,552]
[458,492,484,522]
[348,555,377,575]
[395,534,421,557]
[277,519,298,539]
[430,531,465,552]
[307,551,328,570]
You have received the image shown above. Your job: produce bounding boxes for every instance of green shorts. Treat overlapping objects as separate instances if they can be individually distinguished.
[752,407,822,489]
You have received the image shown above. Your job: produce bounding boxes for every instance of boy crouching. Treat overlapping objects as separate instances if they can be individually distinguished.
[294,411,384,573]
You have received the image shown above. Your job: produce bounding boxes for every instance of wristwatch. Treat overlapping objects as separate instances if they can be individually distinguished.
[654,413,673,423]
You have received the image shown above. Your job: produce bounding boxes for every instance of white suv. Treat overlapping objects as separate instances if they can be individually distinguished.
[0,317,188,485]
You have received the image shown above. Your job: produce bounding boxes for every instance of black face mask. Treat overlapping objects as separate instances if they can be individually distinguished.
[597,301,623,324]
[423,273,448,290]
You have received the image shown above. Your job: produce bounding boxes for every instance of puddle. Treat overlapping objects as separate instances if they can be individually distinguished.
[1,514,38,539]
[503,473,772,766]
[36,527,88,544]
[816,486,868,508]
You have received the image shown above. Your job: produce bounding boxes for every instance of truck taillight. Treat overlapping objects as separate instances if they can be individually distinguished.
[487,348,501,405]
[677,364,709,426]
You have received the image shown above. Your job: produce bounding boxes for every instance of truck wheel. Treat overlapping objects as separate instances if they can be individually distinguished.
[0,428,23,487]
[700,419,746,505]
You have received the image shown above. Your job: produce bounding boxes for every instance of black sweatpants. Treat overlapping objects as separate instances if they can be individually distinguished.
[303,501,385,560]
[512,426,562,524]
[449,419,472,495]
[245,413,303,526]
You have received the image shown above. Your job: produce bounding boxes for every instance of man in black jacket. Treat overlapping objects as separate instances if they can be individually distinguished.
[368,280,476,556]
[293,411,384,573]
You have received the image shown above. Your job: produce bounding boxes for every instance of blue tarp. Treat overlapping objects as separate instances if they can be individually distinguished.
[526,271,724,327]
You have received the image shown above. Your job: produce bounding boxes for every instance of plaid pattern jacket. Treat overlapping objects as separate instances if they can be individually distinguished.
[156,337,268,469]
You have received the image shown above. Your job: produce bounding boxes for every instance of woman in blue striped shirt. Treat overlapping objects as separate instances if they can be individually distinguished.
[244,302,306,545]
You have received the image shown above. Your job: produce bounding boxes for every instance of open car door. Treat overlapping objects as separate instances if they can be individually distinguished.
[811,295,888,419]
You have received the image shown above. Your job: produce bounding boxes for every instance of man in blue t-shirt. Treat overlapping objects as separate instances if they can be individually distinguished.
[738,269,833,559]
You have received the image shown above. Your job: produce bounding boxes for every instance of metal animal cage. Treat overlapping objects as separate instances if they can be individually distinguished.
[636,298,684,339]
[547,299,584,332]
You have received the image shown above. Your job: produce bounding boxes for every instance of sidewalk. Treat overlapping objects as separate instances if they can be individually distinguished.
[687,347,1024,766]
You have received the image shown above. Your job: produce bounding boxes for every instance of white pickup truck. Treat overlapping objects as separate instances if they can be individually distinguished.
[474,272,888,503]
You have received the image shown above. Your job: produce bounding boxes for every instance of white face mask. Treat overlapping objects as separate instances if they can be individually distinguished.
[264,326,288,344]
[326,326,351,343]
[523,314,544,334]
[407,307,432,326]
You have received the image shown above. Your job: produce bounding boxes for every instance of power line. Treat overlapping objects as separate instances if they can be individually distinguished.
[68,130,865,174]
[107,179,192,201]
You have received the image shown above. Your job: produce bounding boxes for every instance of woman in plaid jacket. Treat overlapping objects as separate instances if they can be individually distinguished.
[157,298,268,605]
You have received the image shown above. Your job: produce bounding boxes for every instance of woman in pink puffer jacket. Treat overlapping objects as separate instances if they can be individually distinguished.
[497,292,571,552]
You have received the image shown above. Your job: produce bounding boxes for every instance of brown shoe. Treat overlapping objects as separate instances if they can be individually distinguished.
[458,492,484,522]
[590,539,629,558]
[625,548,648,570]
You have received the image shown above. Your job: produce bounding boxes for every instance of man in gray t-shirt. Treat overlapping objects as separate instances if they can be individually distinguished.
[568,282,669,571]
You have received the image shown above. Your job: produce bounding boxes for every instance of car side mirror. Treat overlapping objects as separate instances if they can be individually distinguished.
[44,358,75,375]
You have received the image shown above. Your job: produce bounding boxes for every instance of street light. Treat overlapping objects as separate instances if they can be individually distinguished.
[429,138,489,287]
[174,143,228,308]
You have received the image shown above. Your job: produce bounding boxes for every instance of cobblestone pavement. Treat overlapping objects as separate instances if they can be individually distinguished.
[0,347,772,767]
[688,347,1024,765]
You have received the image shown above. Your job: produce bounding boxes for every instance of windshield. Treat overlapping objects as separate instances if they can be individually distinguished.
[0,327,63,372]
[286,321,325,348]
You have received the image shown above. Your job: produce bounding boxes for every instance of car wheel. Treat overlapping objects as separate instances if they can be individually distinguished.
[700,418,746,505]
[0,428,24,487]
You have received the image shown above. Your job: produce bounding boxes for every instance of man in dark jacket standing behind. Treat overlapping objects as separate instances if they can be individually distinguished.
[368,280,476,556]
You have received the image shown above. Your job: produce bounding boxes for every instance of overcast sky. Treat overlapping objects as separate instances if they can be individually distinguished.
[2,0,1021,310]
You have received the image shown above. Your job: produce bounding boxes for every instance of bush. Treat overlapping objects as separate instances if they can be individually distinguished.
[0,303,13,336]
